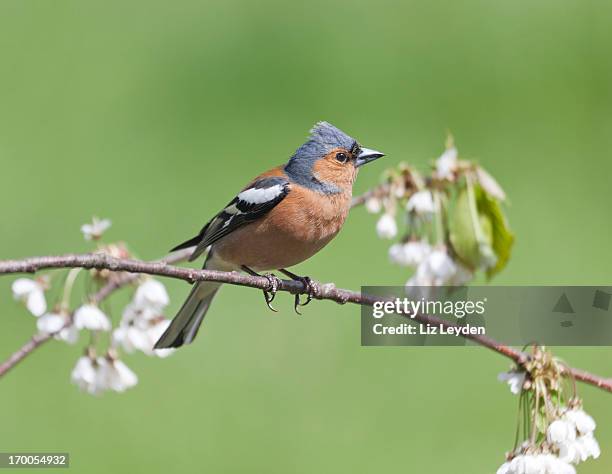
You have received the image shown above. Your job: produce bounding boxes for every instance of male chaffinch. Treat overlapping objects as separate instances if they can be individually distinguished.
[155,122,384,349]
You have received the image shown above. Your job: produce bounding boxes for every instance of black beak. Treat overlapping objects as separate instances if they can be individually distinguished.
[355,147,385,167]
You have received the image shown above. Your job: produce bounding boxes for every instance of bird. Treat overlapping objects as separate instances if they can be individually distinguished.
[154,121,384,349]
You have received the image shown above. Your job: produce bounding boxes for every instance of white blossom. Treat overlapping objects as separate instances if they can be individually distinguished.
[80,217,111,241]
[388,244,405,265]
[121,302,157,323]
[376,214,397,239]
[72,354,138,395]
[37,312,65,333]
[133,279,169,311]
[95,357,138,393]
[12,278,46,317]
[547,419,576,445]
[57,324,79,344]
[406,190,437,214]
[546,456,576,474]
[113,325,152,354]
[114,278,175,357]
[577,433,601,461]
[424,249,456,280]
[564,408,596,435]
[512,455,545,474]
[546,408,600,465]
[496,459,513,474]
[71,356,99,394]
[36,312,78,344]
[74,304,111,331]
[406,261,433,287]
[365,197,382,214]
[497,370,526,395]
[558,433,600,464]
[113,318,174,358]
[436,147,458,180]
[116,282,174,358]
[543,455,576,474]
[406,249,461,287]
[497,454,575,474]
[388,241,431,267]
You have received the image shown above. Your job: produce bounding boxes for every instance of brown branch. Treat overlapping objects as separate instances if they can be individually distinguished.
[0,252,611,393]
[0,332,54,377]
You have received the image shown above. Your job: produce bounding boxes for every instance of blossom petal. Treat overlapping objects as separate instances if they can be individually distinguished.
[407,190,437,214]
[74,304,111,331]
[25,289,47,317]
[436,147,458,179]
[37,313,66,334]
[12,278,39,298]
[497,370,526,395]
[547,419,576,445]
[376,214,397,239]
[133,279,169,310]
[96,359,138,393]
[71,356,98,393]
[81,217,112,240]
[365,197,382,214]
[57,325,79,344]
[565,409,596,435]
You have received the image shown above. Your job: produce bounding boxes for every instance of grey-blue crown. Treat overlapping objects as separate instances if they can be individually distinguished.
[289,121,357,164]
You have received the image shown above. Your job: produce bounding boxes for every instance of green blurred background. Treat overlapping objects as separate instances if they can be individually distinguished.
[1,0,611,472]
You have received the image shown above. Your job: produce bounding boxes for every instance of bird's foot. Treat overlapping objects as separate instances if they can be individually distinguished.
[293,276,315,315]
[280,269,316,315]
[262,273,281,312]
[241,265,281,312]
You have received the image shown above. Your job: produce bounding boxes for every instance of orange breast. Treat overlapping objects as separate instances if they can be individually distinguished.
[213,183,352,271]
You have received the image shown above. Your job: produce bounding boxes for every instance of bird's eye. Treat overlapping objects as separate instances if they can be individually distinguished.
[335,152,348,163]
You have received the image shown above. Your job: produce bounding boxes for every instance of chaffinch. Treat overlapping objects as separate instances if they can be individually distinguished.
[155,122,384,348]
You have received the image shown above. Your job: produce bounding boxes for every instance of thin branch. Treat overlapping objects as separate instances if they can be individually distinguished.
[0,332,53,377]
[0,252,611,393]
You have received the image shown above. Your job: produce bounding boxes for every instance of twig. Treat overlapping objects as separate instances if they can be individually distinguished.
[0,332,54,377]
[0,252,611,393]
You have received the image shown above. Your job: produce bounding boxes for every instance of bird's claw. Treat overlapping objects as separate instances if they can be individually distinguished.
[293,276,315,315]
[263,273,281,312]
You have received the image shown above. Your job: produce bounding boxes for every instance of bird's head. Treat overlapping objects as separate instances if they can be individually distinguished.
[284,121,384,194]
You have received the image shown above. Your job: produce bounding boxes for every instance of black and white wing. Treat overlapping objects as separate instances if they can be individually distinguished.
[171,176,291,261]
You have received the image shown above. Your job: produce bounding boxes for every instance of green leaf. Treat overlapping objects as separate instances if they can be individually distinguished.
[448,178,513,277]
[475,186,514,279]
[448,185,482,269]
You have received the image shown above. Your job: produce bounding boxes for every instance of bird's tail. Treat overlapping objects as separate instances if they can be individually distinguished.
[154,259,222,349]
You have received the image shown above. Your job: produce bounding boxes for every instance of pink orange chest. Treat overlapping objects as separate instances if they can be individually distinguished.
[268,187,352,242]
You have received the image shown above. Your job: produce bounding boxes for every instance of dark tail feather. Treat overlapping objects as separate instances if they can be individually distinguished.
[154,281,220,349]
[169,234,202,253]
